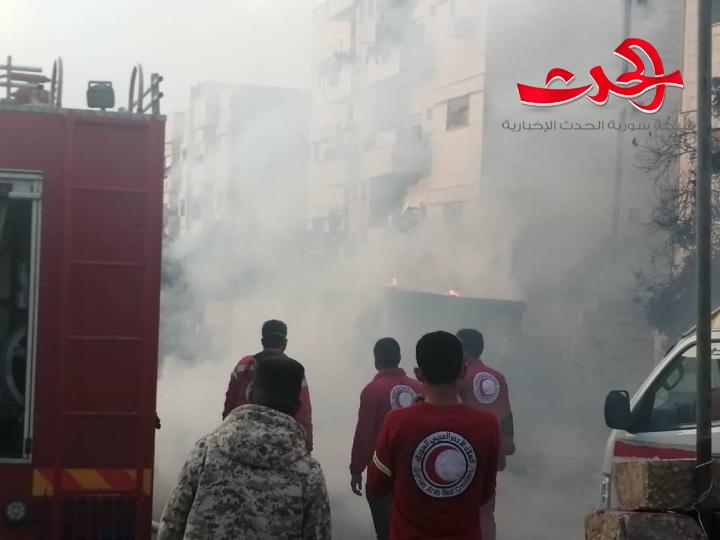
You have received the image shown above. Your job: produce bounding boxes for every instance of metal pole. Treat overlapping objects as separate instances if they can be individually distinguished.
[611,0,632,242]
[696,0,714,531]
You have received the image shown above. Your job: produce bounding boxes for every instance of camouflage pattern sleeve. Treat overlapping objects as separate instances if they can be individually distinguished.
[157,439,208,540]
[302,461,332,540]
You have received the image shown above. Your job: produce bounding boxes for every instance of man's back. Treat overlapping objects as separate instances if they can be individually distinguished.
[368,402,499,540]
[223,351,314,450]
[158,405,330,540]
[350,368,422,475]
[461,361,514,456]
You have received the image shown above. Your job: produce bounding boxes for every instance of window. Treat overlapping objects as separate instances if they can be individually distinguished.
[633,343,720,432]
[0,170,42,461]
[446,95,470,130]
[714,0,720,25]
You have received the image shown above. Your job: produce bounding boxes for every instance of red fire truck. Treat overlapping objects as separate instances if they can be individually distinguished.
[0,57,165,540]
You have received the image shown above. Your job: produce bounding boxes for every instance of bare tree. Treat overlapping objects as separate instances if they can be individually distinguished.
[635,79,720,335]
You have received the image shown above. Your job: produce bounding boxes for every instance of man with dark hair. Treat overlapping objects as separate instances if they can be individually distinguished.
[159,356,332,540]
[456,328,515,540]
[223,320,313,451]
[350,338,422,540]
[367,331,499,540]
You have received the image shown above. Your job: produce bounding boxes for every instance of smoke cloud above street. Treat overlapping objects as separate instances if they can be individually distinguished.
[5,1,688,538]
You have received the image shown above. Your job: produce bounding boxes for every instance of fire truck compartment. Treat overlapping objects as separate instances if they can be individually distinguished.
[0,104,164,540]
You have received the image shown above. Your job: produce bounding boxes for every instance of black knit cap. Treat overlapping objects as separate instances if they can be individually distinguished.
[254,356,304,398]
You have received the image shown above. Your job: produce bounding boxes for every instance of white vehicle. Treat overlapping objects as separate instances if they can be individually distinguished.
[601,311,720,507]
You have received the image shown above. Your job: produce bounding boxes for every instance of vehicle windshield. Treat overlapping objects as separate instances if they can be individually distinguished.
[638,343,720,432]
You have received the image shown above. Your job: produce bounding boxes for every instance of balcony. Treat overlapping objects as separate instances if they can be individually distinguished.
[362,128,430,180]
[317,53,354,103]
[327,0,356,21]
[322,67,353,103]
[366,48,401,84]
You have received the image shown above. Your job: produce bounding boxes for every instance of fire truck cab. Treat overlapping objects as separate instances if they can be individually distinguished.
[0,57,164,540]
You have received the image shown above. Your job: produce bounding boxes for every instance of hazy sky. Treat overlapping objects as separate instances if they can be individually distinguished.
[0,0,317,113]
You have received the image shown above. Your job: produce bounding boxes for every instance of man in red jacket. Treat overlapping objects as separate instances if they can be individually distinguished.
[367,331,499,540]
[350,338,422,540]
[223,319,313,451]
[456,328,515,540]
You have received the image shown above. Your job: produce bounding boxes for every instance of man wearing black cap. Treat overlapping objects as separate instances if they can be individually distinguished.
[159,356,332,540]
[223,319,314,451]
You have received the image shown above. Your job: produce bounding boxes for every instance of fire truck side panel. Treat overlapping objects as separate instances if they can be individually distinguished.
[0,108,164,540]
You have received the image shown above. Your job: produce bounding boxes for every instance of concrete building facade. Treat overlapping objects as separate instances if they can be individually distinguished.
[165,82,309,241]
[680,0,720,116]
[309,0,487,239]
[309,0,685,246]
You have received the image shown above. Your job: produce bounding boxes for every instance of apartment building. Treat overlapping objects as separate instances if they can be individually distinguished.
[309,0,486,239]
[309,0,685,245]
[165,82,309,240]
[680,0,720,116]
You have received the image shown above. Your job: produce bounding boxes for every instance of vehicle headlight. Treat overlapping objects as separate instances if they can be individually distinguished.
[4,500,28,524]
[601,474,611,508]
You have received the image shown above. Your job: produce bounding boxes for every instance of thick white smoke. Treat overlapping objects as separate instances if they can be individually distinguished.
[154,1,683,539]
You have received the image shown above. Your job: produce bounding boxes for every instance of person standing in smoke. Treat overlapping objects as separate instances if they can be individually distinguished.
[223,319,313,451]
[367,331,499,540]
[456,328,515,540]
[158,356,332,540]
[349,337,422,540]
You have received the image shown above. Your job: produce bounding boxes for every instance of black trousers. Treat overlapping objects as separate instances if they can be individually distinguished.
[366,490,391,540]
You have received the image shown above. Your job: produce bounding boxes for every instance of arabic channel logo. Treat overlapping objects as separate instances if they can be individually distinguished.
[516,38,683,114]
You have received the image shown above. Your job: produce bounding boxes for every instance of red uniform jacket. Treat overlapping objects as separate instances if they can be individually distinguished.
[460,360,515,457]
[223,351,313,451]
[367,402,499,540]
[350,368,422,476]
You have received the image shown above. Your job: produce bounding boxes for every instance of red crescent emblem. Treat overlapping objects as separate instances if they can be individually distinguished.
[412,432,477,498]
[423,444,462,487]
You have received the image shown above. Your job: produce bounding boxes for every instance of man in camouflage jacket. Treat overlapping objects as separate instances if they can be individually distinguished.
[158,357,332,540]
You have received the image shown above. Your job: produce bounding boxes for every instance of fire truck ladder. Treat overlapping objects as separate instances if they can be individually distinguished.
[0,55,63,107]
[129,64,163,114]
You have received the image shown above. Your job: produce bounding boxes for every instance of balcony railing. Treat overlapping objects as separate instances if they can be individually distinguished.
[322,66,353,102]
[366,48,401,84]
[362,128,430,180]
